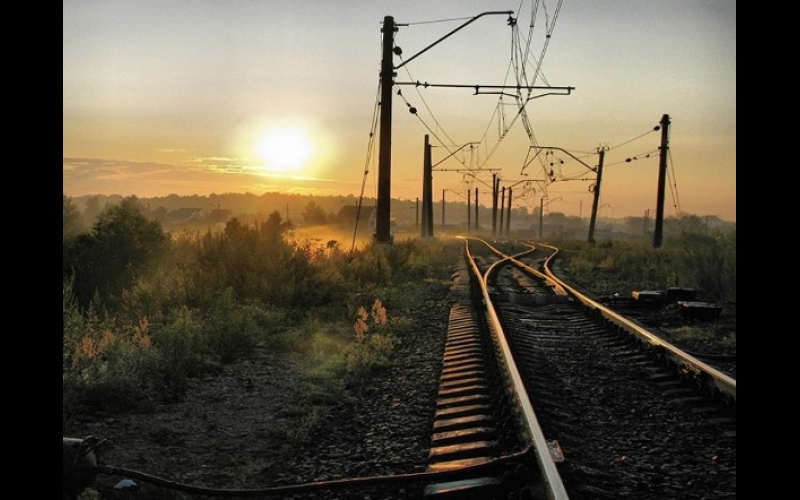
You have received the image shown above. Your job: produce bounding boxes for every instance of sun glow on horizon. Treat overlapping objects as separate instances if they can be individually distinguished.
[255,126,315,173]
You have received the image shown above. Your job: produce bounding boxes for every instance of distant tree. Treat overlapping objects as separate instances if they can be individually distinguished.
[302,201,328,225]
[261,210,293,233]
[63,194,85,241]
[64,195,86,282]
[82,196,102,227]
[265,210,283,228]
[65,196,168,311]
[545,212,568,225]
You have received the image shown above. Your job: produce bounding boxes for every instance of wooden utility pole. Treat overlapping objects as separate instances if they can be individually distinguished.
[499,187,506,237]
[505,187,512,236]
[467,189,471,233]
[538,197,544,239]
[441,189,446,228]
[491,174,499,236]
[474,188,479,230]
[421,134,433,238]
[376,16,396,244]
[653,113,670,248]
[587,148,606,244]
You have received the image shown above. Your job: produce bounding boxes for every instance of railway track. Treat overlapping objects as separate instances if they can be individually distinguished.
[429,237,736,499]
[64,237,735,499]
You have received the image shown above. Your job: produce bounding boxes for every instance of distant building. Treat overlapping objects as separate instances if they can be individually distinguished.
[164,207,204,226]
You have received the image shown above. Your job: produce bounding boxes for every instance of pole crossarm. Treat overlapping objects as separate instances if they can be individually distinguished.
[394,81,574,97]
[436,168,502,172]
[526,146,598,172]
[394,11,514,70]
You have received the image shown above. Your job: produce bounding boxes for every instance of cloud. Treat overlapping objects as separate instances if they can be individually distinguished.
[62,156,365,198]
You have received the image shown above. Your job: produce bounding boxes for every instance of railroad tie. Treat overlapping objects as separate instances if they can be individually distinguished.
[423,303,505,499]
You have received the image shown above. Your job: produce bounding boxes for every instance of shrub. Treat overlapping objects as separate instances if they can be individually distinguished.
[200,287,261,364]
[63,296,161,414]
[340,299,396,388]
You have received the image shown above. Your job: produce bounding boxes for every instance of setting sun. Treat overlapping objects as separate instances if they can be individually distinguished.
[256,127,314,173]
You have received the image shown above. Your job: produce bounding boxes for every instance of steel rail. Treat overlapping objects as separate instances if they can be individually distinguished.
[460,236,570,500]
[535,242,736,403]
[481,240,568,297]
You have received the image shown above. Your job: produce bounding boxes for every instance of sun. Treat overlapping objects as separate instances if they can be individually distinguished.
[256,127,314,173]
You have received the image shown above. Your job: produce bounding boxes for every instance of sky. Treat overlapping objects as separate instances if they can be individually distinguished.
[63,0,736,221]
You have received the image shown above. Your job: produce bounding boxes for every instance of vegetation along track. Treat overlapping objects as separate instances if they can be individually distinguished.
[462,237,735,499]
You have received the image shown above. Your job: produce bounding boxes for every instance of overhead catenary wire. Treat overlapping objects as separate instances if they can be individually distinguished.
[608,124,661,150]
[395,55,463,156]
[391,2,566,188]
[371,5,689,223]
[476,2,564,175]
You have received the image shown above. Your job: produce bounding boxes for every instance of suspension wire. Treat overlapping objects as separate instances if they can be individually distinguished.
[475,29,526,166]
[665,142,688,246]
[533,0,562,86]
[481,2,564,175]
[512,28,537,142]
[393,56,486,175]
[666,139,682,218]
[506,22,536,144]
[404,16,476,26]
[607,125,661,150]
[351,77,382,253]
[394,86,460,164]
[396,55,462,154]
[514,0,563,177]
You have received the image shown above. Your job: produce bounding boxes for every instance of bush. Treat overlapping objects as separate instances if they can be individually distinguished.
[63,286,161,414]
[63,219,461,416]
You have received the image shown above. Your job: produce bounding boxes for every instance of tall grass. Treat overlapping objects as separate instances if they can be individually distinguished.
[558,223,736,303]
[63,223,458,417]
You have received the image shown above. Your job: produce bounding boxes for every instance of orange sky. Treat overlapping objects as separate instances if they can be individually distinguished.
[63,1,736,221]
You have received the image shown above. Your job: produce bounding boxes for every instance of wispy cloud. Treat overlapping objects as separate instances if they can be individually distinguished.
[62,156,363,198]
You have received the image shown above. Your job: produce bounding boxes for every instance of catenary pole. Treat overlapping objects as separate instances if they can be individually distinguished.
[587,148,606,244]
[421,134,433,238]
[653,113,670,248]
[376,16,396,244]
